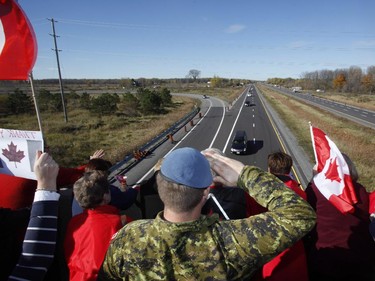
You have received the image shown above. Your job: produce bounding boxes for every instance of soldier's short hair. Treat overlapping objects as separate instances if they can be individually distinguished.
[267,152,293,175]
[156,173,205,213]
[73,170,110,209]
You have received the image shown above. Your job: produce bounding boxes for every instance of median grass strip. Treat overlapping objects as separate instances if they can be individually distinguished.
[258,84,374,191]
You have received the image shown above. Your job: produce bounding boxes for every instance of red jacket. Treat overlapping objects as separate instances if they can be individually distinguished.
[305,181,375,280]
[254,175,309,281]
[64,204,122,281]
[369,191,375,214]
[0,166,85,210]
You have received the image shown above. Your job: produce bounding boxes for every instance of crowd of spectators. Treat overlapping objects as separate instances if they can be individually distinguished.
[0,145,374,281]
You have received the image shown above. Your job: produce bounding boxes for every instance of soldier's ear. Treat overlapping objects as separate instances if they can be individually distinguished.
[202,188,210,201]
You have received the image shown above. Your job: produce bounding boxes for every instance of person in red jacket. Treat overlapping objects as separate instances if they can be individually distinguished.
[0,149,103,279]
[0,149,105,210]
[64,170,123,281]
[305,153,375,281]
[252,151,309,281]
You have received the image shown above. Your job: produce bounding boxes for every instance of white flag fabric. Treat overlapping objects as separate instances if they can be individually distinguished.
[0,128,43,180]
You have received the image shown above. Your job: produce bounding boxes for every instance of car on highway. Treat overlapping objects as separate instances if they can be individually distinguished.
[244,101,254,107]
[247,93,252,97]
[203,95,208,99]
[230,130,248,155]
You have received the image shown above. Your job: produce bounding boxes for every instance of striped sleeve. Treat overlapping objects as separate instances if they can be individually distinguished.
[8,191,60,281]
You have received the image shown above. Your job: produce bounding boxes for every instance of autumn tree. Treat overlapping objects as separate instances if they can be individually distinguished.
[345,66,362,92]
[333,73,346,91]
[362,74,375,94]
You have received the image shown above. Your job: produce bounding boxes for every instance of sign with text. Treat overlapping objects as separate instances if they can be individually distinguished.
[0,128,43,180]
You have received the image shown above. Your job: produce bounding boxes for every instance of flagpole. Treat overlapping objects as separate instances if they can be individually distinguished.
[309,122,318,165]
[29,72,43,135]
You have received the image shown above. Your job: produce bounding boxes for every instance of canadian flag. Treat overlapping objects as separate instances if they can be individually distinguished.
[0,0,37,80]
[310,125,357,214]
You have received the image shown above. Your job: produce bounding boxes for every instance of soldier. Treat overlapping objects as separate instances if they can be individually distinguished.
[98,147,316,280]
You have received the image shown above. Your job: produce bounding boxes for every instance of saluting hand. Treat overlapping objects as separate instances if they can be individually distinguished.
[203,150,244,187]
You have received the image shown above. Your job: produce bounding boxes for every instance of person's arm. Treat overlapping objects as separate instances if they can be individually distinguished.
[8,152,60,281]
[205,151,316,264]
[109,185,138,211]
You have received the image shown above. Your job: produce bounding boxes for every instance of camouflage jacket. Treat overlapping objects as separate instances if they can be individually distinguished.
[97,166,316,281]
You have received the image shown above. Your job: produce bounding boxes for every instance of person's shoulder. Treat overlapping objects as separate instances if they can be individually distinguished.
[117,219,154,234]
[109,219,155,246]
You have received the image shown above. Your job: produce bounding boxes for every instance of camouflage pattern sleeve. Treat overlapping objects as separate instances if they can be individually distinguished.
[97,166,316,280]
[97,230,123,280]
[230,166,316,264]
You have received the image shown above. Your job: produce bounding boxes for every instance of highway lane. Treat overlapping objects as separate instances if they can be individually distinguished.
[116,86,297,219]
[216,86,284,171]
[264,84,375,129]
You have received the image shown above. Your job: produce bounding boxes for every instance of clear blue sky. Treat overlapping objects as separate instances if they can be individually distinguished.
[19,0,375,81]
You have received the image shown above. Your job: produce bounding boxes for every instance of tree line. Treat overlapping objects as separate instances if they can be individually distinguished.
[267,65,375,94]
[3,87,173,116]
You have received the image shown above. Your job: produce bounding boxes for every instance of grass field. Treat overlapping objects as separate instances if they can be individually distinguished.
[0,86,244,168]
[257,84,375,192]
[1,84,372,191]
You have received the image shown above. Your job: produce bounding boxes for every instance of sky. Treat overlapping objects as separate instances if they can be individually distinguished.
[18,0,375,81]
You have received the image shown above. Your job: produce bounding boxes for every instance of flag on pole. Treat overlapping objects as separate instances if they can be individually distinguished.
[310,124,357,214]
[0,0,37,80]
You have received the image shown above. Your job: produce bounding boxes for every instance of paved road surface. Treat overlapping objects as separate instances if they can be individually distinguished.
[112,85,313,219]
[263,84,375,130]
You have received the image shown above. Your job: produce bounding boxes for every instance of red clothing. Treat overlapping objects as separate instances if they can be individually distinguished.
[369,191,375,214]
[305,181,375,281]
[0,166,85,210]
[64,205,122,281]
[260,176,308,281]
[252,175,309,281]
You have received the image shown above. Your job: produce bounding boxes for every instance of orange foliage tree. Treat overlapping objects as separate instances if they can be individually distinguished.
[333,73,346,91]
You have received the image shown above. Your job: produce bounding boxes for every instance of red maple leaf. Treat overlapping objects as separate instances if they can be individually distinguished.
[324,157,342,183]
[2,141,25,168]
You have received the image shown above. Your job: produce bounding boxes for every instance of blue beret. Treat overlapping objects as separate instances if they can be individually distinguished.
[160,147,213,189]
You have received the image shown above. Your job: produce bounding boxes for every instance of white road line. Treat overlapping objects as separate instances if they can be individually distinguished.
[223,90,248,153]
[135,98,216,184]
[208,98,227,149]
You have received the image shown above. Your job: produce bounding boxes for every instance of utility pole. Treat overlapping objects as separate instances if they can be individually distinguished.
[48,18,68,122]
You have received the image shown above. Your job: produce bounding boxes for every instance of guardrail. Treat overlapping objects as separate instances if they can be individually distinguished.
[108,106,200,179]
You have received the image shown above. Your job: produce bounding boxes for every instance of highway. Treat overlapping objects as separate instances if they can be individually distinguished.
[264,84,375,130]
[112,85,308,219]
